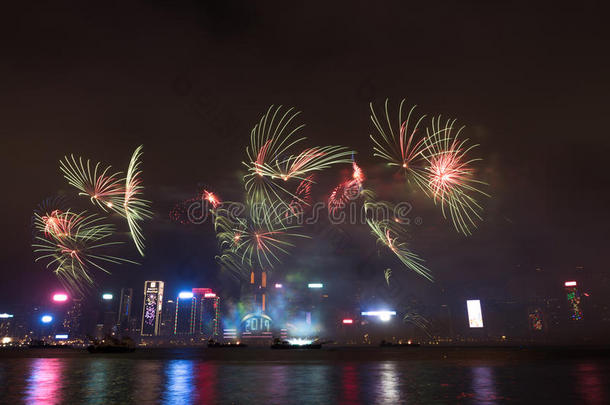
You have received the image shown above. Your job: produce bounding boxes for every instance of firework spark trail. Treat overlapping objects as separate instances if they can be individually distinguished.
[403,309,433,338]
[287,175,315,217]
[328,161,365,215]
[32,210,136,295]
[60,156,124,211]
[365,201,432,281]
[203,190,221,209]
[423,116,489,235]
[123,145,153,256]
[369,99,435,192]
[384,268,392,285]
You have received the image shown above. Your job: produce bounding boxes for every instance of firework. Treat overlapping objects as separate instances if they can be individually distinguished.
[60,155,124,211]
[203,190,221,209]
[215,200,308,276]
[328,162,365,215]
[384,268,392,285]
[243,106,353,206]
[369,99,432,192]
[365,202,431,281]
[287,175,315,217]
[403,309,432,337]
[423,117,488,235]
[170,187,221,225]
[123,145,153,256]
[32,210,135,295]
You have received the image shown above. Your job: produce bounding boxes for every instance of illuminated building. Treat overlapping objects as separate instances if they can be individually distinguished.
[466,300,484,328]
[161,299,176,336]
[192,288,220,339]
[62,299,83,337]
[240,313,273,340]
[564,281,583,321]
[0,314,14,338]
[116,288,133,334]
[174,292,195,335]
[141,281,165,336]
[239,271,273,341]
[250,270,268,312]
[528,307,544,331]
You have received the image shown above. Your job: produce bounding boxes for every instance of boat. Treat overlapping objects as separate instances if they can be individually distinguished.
[270,338,322,350]
[207,339,248,348]
[380,340,420,347]
[28,340,73,349]
[87,336,136,353]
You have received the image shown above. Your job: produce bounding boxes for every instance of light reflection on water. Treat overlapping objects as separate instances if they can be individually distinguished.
[25,358,64,404]
[0,354,607,404]
[471,366,498,404]
[164,360,194,404]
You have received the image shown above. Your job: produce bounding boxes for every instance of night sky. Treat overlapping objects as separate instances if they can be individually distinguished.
[1,1,608,310]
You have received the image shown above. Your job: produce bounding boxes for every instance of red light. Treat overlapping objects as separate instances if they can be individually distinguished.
[52,293,68,302]
[342,319,354,324]
[204,293,216,298]
[564,281,577,287]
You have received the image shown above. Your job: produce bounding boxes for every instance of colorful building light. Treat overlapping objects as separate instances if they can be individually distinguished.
[308,283,323,289]
[287,338,313,346]
[564,281,577,287]
[178,291,194,299]
[52,293,68,302]
[466,300,484,328]
[361,310,396,322]
[564,281,583,321]
[342,319,354,324]
[141,281,165,337]
[55,334,68,339]
[41,315,53,323]
[102,293,113,300]
[204,293,216,298]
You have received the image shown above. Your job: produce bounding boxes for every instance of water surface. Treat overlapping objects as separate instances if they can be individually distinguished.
[0,347,608,404]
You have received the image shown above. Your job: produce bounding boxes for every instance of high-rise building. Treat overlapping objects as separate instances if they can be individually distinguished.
[117,288,133,334]
[564,281,583,321]
[161,299,176,336]
[63,299,83,337]
[141,281,165,336]
[174,292,195,335]
[192,288,220,339]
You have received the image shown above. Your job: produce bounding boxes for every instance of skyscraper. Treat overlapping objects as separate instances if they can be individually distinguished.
[174,292,195,335]
[564,281,583,321]
[141,281,164,336]
[192,288,220,339]
[161,299,176,336]
[117,288,133,335]
[62,299,83,337]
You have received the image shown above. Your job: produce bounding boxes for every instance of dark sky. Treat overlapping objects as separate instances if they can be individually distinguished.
[1,1,608,309]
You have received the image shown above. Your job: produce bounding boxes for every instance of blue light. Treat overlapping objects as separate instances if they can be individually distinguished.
[361,310,396,321]
[308,283,323,289]
[55,334,68,339]
[102,293,113,300]
[41,315,53,323]
[178,291,193,299]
